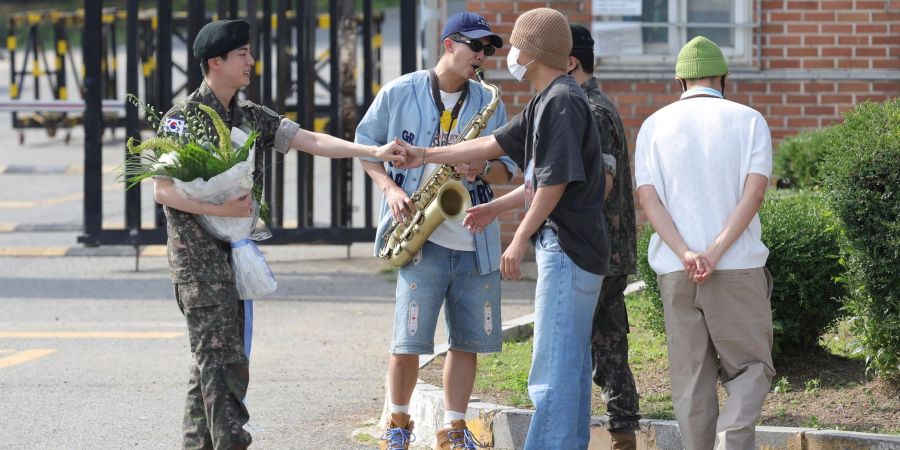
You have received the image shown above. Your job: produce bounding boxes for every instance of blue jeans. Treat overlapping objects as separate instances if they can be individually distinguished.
[391,241,502,355]
[525,228,604,450]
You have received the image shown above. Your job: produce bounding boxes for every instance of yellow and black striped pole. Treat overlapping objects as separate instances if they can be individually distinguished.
[54,15,68,101]
[7,17,18,101]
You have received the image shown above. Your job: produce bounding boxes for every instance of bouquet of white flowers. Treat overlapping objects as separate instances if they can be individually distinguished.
[121,96,276,299]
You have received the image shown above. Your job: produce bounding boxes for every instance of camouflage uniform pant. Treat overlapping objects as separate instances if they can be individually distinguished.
[591,274,641,431]
[175,281,252,450]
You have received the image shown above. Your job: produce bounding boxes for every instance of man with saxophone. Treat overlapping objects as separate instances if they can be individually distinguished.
[355,12,515,450]
[395,9,609,449]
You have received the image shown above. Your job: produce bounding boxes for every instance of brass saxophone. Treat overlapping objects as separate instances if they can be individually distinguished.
[378,68,501,267]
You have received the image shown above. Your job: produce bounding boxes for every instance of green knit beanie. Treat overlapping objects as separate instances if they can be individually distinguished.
[675,36,728,79]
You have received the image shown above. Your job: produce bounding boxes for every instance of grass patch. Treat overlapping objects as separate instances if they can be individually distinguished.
[819,318,862,359]
[639,392,676,420]
[353,432,378,445]
[475,340,533,408]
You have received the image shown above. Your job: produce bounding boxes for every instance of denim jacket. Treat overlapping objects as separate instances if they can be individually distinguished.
[355,70,516,275]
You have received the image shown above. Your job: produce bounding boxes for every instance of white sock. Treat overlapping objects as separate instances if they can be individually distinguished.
[443,410,467,428]
[389,402,409,415]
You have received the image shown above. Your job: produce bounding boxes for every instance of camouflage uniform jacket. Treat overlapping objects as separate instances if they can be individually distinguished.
[157,81,299,284]
[582,77,637,276]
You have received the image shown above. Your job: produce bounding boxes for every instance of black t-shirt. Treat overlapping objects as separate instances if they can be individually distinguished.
[494,75,610,275]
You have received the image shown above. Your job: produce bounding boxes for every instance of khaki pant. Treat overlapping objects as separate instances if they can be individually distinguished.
[658,268,775,450]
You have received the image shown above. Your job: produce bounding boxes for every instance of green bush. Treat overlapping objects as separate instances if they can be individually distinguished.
[636,191,845,357]
[759,191,845,354]
[774,130,832,189]
[818,99,900,379]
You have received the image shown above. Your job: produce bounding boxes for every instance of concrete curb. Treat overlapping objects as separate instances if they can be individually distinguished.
[370,280,900,449]
[376,380,900,449]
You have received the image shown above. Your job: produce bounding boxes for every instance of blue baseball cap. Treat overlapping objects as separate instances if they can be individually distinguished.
[441,12,503,49]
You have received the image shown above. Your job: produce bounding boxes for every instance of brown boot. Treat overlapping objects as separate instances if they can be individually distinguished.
[435,419,483,449]
[610,430,637,450]
[380,412,415,450]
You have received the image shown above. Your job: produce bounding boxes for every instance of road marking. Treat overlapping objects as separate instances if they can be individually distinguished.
[0,183,117,209]
[0,200,38,208]
[0,331,184,339]
[0,349,57,368]
[0,331,183,339]
[0,247,68,257]
[0,221,159,233]
[63,164,119,175]
[39,191,84,207]
[139,245,167,256]
[101,221,158,230]
[0,164,117,175]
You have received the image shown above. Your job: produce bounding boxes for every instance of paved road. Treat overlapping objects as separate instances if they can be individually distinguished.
[0,254,536,449]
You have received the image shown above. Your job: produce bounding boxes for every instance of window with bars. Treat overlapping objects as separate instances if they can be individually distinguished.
[592,0,754,67]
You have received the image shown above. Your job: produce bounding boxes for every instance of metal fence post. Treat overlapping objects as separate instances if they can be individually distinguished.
[329,0,355,227]
[155,0,172,228]
[362,0,374,228]
[400,0,416,75]
[274,0,290,227]
[246,0,259,103]
[186,0,205,92]
[81,0,103,245]
[296,0,315,229]
[125,0,141,234]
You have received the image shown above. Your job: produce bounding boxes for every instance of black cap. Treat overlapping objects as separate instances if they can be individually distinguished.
[569,23,594,52]
[193,19,251,60]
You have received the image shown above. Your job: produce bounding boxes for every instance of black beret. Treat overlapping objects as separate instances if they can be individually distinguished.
[193,19,251,60]
[569,23,594,51]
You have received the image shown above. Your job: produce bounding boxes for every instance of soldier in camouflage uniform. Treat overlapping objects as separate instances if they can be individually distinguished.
[569,24,640,450]
[154,20,404,450]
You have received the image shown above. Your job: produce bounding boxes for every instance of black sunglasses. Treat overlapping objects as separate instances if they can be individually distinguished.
[450,37,495,56]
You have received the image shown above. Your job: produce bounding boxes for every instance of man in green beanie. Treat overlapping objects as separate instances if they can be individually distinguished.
[634,36,775,450]
[395,8,609,449]
[155,19,404,450]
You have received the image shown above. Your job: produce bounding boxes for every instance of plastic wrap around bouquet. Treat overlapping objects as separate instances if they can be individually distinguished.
[121,99,276,299]
[173,129,277,299]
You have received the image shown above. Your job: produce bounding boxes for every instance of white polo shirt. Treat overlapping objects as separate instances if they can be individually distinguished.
[634,87,773,275]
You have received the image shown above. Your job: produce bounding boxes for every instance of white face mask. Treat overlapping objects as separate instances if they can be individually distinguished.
[507,46,533,81]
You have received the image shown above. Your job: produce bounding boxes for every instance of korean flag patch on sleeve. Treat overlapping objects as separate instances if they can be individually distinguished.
[165,118,186,135]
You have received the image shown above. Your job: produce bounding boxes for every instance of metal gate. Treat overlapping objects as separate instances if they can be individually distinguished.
[66,0,410,247]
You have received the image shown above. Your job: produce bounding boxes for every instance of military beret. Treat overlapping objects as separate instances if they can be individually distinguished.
[193,19,251,60]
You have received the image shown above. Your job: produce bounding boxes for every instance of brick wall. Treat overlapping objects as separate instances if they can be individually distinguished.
[468,0,900,245]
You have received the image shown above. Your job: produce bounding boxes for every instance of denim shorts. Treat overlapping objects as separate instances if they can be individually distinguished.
[390,240,502,355]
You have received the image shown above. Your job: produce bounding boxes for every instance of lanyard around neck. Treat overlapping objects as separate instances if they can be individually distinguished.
[429,69,468,145]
